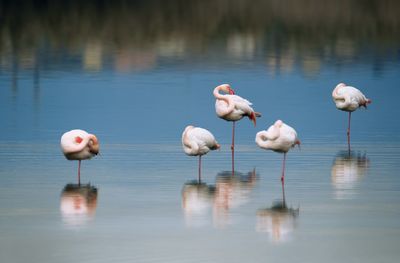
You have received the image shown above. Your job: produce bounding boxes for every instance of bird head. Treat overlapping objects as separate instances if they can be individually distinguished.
[88,135,100,155]
[220,84,235,95]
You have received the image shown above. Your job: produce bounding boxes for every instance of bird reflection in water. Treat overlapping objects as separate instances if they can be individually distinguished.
[213,169,258,228]
[181,180,215,227]
[60,183,98,227]
[256,199,299,243]
[331,151,369,199]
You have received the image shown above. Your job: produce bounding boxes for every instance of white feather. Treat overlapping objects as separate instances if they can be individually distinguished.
[182,126,219,156]
[332,83,370,112]
[255,120,299,153]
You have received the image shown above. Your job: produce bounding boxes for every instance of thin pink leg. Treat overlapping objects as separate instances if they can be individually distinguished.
[347,112,352,153]
[281,153,287,203]
[78,160,81,186]
[198,155,202,183]
[231,121,235,175]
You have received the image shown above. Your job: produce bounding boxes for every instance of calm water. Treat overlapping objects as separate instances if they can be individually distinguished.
[1,1,400,262]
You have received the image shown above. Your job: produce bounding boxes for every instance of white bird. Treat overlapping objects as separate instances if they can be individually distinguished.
[332,83,371,151]
[255,120,300,200]
[61,129,99,185]
[213,84,261,171]
[182,125,220,181]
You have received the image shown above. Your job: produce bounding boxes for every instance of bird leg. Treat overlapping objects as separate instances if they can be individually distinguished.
[198,155,202,183]
[231,121,235,174]
[347,112,351,153]
[280,153,287,204]
[78,160,81,186]
[281,173,286,205]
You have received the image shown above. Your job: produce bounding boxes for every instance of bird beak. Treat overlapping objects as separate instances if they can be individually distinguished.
[228,87,235,95]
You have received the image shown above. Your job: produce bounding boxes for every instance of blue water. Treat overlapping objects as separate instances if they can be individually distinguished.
[1,1,400,262]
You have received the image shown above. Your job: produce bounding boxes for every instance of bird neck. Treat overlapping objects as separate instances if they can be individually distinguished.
[255,131,271,149]
[214,86,235,116]
[182,130,199,155]
[213,84,233,99]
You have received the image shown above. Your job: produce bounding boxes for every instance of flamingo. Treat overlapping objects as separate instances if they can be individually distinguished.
[255,120,300,202]
[182,125,220,182]
[61,129,99,185]
[332,83,371,152]
[213,84,261,171]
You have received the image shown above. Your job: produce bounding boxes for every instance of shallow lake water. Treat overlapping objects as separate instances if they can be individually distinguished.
[1,1,400,262]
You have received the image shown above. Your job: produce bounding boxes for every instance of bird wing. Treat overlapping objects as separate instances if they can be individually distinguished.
[280,124,298,147]
[61,129,90,154]
[346,86,368,104]
[192,128,217,149]
[231,95,252,106]
[265,124,280,141]
[230,95,255,115]
[215,99,230,117]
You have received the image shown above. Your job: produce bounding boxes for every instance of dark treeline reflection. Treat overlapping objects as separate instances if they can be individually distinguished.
[1,0,400,72]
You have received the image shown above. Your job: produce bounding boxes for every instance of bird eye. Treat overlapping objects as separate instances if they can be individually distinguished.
[75,136,83,143]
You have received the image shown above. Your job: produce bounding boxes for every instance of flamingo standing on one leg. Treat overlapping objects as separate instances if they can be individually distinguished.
[213,84,261,172]
[255,120,300,203]
[182,125,220,182]
[61,129,100,186]
[332,83,371,152]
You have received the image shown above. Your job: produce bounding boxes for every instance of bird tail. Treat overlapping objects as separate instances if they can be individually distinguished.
[211,143,221,150]
[248,112,261,126]
[294,139,301,150]
[361,98,372,109]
